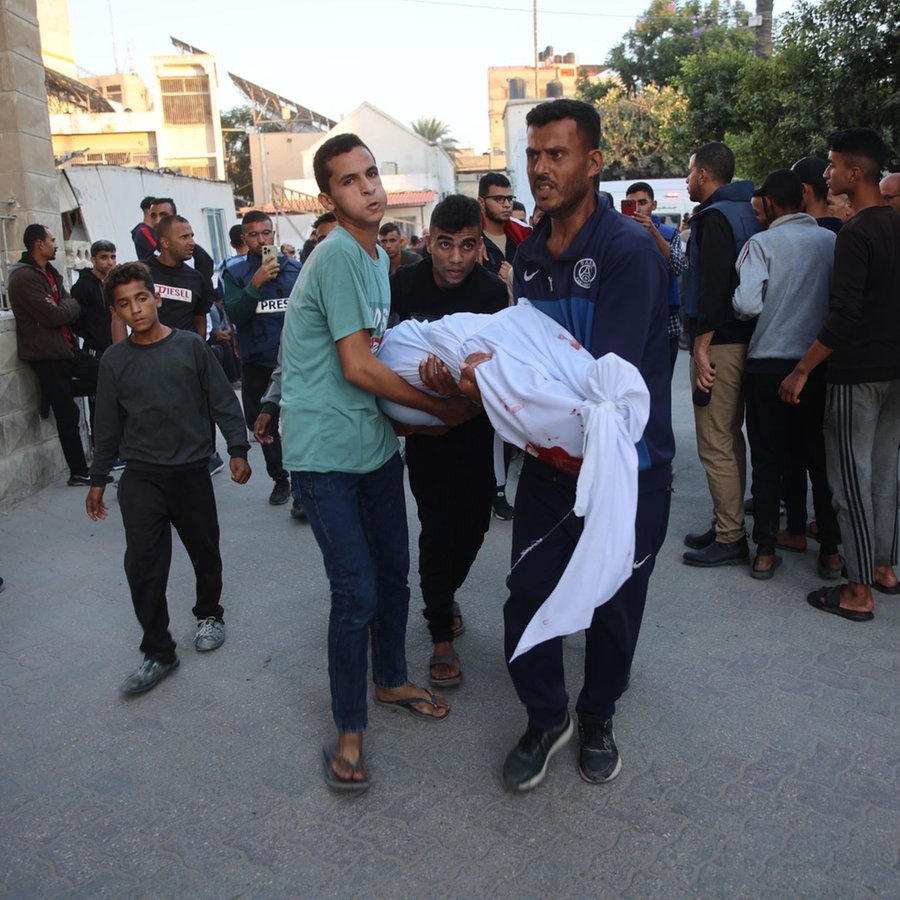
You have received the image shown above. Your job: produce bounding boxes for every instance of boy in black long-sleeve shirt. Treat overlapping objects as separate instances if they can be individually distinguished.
[86,262,251,695]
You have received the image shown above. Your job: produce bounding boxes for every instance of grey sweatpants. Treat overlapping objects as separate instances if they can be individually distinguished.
[824,380,900,584]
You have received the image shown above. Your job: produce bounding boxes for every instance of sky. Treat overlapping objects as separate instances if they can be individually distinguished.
[68,0,796,153]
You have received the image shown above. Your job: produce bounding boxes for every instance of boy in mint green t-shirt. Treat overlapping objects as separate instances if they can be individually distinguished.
[277,133,476,792]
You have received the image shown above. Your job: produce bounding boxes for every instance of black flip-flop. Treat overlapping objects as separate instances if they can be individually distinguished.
[806,585,873,622]
[322,744,370,793]
[873,580,900,595]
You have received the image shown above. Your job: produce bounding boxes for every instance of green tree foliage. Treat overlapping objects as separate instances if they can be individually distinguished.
[410,117,459,155]
[580,82,688,179]
[594,0,898,183]
[731,0,900,180]
[674,44,754,144]
[607,0,754,94]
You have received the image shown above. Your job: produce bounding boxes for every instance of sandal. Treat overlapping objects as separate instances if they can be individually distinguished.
[806,585,873,622]
[321,744,370,793]
[451,600,465,638]
[429,650,462,688]
[817,553,843,580]
[375,687,450,722]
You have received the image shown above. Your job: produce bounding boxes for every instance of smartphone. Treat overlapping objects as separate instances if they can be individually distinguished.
[620,199,637,217]
[261,244,278,265]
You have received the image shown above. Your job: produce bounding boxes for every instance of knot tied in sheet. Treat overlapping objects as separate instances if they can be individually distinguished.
[510,352,649,661]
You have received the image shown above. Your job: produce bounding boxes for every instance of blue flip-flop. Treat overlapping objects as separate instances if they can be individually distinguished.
[429,650,462,688]
[322,744,370,793]
[375,688,451,722]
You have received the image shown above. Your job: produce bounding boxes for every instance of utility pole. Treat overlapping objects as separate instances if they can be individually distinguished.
[533,0,539,97]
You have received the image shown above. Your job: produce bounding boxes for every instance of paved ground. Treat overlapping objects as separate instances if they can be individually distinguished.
[1,351,898,899]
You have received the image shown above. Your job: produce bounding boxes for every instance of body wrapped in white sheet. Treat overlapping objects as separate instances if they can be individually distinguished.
[377,300,651,661]
[380,299,598,473]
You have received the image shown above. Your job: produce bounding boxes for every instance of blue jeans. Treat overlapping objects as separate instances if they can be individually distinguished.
[294,452,410,733]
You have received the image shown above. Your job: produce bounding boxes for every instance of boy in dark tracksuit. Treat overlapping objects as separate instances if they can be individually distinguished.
[86,262,251,695]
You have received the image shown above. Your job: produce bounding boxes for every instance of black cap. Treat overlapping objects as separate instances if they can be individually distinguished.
[791,156,828,193]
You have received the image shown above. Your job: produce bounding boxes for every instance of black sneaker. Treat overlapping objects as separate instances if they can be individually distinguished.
[502,711,573,792]
[290,498,307,519]
[208,453,225,476]
[269,477,291,506]
[67,473,113,486]
[492,489,514,521]
[578,715,622,784]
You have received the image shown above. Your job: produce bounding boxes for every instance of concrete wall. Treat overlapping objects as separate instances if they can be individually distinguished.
[0,312,74,505]
[0,0,75,506]
[61,165,237,266]
[249,131,319,207]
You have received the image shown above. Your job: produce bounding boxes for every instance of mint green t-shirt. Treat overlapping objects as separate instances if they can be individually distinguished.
[280,226,398,474]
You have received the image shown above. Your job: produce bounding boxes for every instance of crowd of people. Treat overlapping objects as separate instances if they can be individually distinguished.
[7,99,898,794]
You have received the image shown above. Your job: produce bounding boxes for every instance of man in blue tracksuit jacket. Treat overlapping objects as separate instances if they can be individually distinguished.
[492,100,674,792]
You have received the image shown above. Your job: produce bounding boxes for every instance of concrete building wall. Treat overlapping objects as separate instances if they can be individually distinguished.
[249,131,319,207]
[151,55,225,181]
[487,60,610,166]
[35,0,75,77]
[50,110,159,167]
[0,0,79,503]
[82,73,151,112]
[61,165,237,266]
[298,103,456,198]
[503,98,542,216]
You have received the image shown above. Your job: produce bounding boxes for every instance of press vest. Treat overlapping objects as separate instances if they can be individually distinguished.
[224,254,301,365]
[657,221,681,311]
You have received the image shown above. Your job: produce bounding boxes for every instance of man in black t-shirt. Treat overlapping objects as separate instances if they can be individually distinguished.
[143,215,215,335]
[389,195,507,689]
[781,128,900,621]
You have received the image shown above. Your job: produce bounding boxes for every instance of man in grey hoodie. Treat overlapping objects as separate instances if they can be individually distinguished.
[732,169,840,581]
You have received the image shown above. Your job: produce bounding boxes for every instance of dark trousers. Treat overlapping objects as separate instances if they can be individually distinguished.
[209,338,241,384]
[241,363,286,482]
[30,350,99,475]
[781,463,809,535]
[405,415,495,644]
[118,466,224,663]
[504,455,671,729]
[744,372,839,554]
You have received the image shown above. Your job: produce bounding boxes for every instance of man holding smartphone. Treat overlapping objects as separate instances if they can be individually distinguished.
[222,211,301,507]
[625,182,686,374]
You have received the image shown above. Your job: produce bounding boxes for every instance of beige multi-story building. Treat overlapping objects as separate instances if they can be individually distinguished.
[48,53,225,180]
[38,0,224,177]
[486,49,610,168]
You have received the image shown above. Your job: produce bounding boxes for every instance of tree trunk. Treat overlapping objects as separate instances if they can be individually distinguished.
[754,0,774,58]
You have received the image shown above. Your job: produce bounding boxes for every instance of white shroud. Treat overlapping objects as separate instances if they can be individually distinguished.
[376,300,650,660]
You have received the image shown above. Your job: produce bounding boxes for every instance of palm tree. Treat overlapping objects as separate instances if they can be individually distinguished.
[410,117,459,155]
